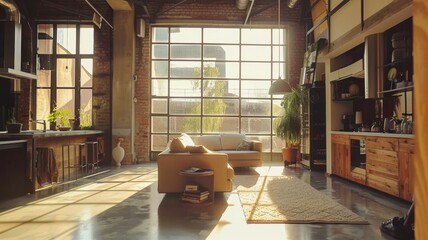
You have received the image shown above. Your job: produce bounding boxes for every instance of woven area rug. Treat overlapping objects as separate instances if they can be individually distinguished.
[235,176,369,224]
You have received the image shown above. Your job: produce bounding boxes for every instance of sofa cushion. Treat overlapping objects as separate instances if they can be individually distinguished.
[169,137,187,153]
[217,150,261,161]
[180,133,195,146]
[194,135,222,151]
[236,140,252,151]
[220,134,245,150]
[186,145,211,153]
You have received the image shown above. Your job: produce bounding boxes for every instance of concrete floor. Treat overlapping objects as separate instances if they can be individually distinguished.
[0,161,411,240]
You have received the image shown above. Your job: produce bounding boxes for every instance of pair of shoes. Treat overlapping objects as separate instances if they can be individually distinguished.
[380,217,414,240]
[380,217,403,239]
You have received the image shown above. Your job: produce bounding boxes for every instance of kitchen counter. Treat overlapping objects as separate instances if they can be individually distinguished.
[330,131,414,139]
[0,130,104,139]
[0,130,105,194]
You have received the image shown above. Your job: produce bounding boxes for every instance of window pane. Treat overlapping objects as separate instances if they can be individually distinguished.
[273,62,286,79]
[151,134,168,151]
[170,27,201,43]
[57,58,75,87]
[241,117,271,134]
[57,24,76,54]
[241,46,271,61]
[169,117,201,133]
[241,80,271,98]
[203,79,239,97]
[272,136,284,152]
[80,89,92,127]
[203,28,239,43]
[170,44,201,60]
[203,117,238,133]
[204,45,239,61]
[169,98,201,115]
[241,63,271,79]
[36,89,51,125]
[152,61,168,78]
[152,44,168,59]
[81,58,93,87]
[37,70,51,87]
[152,116,168,133]
[80,25,94,54]
[242,29,271,44]
[170,80,201,97]
[170,61,201,78]
[241,99,271,116]
[273,29,285,44]
[204,99,238,115]
[37,24,53,54]
[152,99,168,114]
[272,99,283,116]
[273,46,285,61]
[203,62,239,78]
[152,27,169,43]
[56,89,75,124]
[152,79,168,96]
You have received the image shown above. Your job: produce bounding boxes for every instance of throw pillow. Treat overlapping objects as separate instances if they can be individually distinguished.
[236,140,252,151]
[180,133,195,146]
[169,137,187,153]
[186,145,211,153]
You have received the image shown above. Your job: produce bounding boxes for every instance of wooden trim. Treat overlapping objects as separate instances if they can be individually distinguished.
[414,0,428,239]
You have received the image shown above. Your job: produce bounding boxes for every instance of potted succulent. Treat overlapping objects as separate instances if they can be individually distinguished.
[274,86,308,166]
[5,108,23,133]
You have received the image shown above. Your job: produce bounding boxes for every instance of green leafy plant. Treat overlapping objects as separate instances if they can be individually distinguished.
[48,107,73,127]
[274,86,308,147]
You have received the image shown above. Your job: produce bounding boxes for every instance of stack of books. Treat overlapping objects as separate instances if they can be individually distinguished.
[181,184,210,203]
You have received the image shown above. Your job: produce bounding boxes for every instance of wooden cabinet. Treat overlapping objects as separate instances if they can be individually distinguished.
[366,136,399,196]
[398,138,415,201]
[331,134,349,179]
[331,133,413,201]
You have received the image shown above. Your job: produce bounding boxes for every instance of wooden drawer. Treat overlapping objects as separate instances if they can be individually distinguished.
[366,136,398,152]
[366,148,398,179]
[367,173,399,196]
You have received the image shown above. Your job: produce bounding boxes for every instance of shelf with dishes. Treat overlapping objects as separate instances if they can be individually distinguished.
[331,76,364,101]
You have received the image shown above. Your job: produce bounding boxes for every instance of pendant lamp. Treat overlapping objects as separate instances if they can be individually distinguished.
[268,0,292,95]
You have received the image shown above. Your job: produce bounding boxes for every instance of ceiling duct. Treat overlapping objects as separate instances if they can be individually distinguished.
[236,0,250,10]
[0,0,37,80]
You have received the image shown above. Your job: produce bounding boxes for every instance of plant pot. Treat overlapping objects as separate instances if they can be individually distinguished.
[282,147,298,166]
[6,123,23,133]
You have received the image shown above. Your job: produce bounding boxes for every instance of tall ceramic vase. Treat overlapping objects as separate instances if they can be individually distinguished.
[112,138,125,167]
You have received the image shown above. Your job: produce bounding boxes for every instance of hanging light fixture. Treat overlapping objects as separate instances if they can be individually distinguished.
[269,0,292,95]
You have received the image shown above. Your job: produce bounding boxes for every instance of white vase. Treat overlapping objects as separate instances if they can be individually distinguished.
[112,142,125,167]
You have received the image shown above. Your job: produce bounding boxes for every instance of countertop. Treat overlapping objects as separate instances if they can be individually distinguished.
[331,131,414,139]
[0,130,104,139]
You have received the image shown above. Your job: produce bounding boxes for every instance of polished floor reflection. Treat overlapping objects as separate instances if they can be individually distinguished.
[0,162,411,240]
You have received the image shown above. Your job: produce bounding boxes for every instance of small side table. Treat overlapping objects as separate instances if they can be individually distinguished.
[179,168,214,203]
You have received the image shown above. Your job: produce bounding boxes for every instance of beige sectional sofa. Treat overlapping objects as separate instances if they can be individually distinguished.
[157,133,262,193]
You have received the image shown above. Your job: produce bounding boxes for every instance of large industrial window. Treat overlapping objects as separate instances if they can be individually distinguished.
[36,23,94,129]
[150,27,287,153]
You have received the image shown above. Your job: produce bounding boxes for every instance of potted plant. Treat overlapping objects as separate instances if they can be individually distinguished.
[47,107,73,130]
[5,108,23,133]
[274,86,308,166]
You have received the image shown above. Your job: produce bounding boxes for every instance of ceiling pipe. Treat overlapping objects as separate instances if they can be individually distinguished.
[0,0,20,22]
[243,0,255,25]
